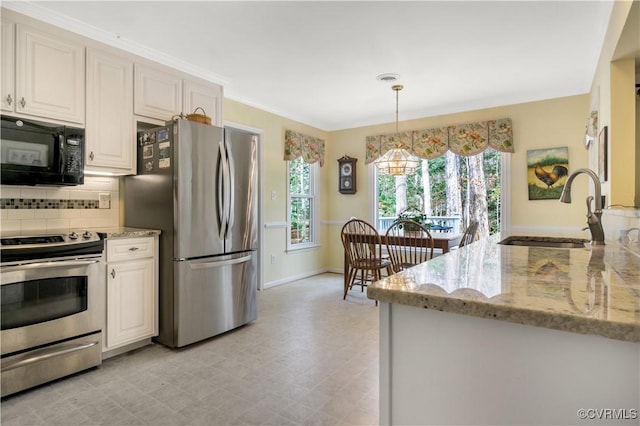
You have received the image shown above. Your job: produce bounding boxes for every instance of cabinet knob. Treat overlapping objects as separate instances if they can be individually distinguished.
[6,94,12,106]
[110,269,116,279]
[19,97,25,108]
[89,151,95,161]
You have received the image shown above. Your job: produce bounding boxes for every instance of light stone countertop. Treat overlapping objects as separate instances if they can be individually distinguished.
[91,227,161,239]
[367,234,640,343]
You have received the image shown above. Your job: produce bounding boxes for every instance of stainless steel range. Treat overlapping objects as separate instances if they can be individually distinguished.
[0,230,105,397]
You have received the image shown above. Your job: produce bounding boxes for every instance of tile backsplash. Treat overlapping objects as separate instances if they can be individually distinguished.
[602,208,640,256]
[0,177,120,233]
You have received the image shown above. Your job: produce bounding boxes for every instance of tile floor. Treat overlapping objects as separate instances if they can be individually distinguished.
[1,273,379,426]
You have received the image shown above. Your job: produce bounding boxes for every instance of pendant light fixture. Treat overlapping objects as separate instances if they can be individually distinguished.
[374,84,420,176]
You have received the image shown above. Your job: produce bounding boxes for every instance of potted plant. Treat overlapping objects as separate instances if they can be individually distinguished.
[397,208,429,232]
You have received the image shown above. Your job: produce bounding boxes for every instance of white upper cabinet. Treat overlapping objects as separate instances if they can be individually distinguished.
[11,23,85,124]
[1,17,16,112]
[134,62,223,125]
[3,9,224,134]
[134,63,182,120]
[85,48,135,174]
[183,79,223,126]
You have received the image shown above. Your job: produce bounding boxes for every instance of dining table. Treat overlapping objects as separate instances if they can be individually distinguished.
[342,230,462,289]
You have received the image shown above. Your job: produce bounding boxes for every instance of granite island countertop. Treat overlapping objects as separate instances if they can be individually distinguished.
[367,234,640,343]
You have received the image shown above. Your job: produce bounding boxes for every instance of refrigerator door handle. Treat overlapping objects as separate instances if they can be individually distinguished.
[218,140,231,239]
[188,254,253,270]
[225,138,236,232]
[216,141,225,239]
[222,140,232,238]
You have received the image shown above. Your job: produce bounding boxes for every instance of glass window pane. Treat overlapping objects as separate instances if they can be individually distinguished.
[289,158,311,196]
[375,152,502,234]
[290,197,312,244]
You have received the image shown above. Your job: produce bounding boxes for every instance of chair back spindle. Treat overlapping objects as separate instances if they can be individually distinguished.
[385,219,434,273]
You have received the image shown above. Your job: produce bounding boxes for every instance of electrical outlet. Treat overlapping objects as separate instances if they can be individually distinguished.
[271,190,277,200]
[99,193,111,209]
[270,254,276,264]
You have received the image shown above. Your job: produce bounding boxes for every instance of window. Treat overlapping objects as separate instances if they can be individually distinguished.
[288,157,318,249]
[374,150,507,236]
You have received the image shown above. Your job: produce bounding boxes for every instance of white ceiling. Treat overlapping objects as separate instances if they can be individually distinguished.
[5,1,615,131]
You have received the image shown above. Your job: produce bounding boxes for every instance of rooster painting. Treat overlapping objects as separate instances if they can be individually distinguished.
[533,163,568,189]
[527,147,570,200]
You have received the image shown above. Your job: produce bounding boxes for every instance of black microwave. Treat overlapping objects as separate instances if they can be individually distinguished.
[1,116,84,186]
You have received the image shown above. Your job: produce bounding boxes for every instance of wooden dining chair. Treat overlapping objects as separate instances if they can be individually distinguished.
[385,219,434,273]
[459,220,479,247]
[340,218,393,300]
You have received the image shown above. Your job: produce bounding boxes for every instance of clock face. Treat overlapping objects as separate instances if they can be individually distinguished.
[338,158,356,194]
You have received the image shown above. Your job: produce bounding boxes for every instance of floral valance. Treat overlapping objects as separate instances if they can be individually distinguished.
[365,118,513,164]
[284,130,325,166]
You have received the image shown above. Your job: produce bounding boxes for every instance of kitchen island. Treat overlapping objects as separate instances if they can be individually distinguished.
[367,235,640,425]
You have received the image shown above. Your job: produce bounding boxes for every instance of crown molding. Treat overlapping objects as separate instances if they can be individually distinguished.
[2,1,228,86]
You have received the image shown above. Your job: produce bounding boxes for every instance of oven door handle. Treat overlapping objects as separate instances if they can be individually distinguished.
[1,340,100,372]
[1,258,101,272]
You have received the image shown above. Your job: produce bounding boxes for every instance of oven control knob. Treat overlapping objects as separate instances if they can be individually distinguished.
[69,232,79,240]
[83,231,93,239]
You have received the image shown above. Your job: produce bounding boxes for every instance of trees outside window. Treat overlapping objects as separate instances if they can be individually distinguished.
[288,157,318,248]
[376,149,502,236]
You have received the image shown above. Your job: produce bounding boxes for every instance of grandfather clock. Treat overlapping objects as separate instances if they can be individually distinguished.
[338,155,357,194]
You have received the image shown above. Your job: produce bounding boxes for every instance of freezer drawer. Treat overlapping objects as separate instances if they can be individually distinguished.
[174,252,257,347]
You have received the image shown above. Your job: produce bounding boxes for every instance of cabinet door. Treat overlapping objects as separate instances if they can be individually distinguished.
[134,63,182,120]
[86,49,135,173]
[183,79,223,126]
[1,17,15,112]
[15,24,85,124]
[106,258,156,349]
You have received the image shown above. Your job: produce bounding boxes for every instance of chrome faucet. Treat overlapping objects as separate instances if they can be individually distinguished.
[559,168,605,245]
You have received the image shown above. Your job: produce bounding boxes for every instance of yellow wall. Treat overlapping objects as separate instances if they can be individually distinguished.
[610,58,637,205]
[325,95,591,271]
[223,99,330,285]
[590,0,639,207]
[224,94,591,282]
[228,2,640,285]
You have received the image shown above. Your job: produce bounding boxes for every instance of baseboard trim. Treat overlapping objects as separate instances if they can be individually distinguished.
[263,268,342,289]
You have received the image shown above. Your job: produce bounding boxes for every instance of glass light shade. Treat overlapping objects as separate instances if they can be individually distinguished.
[374,148,420,176]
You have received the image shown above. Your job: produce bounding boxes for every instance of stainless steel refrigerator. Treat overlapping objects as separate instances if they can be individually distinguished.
[124,119,258,348]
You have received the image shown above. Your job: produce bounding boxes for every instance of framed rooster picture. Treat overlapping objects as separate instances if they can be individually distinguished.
[526,147,569,200]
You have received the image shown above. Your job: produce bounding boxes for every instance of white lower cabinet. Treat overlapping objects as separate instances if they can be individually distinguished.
[104,236,158,357]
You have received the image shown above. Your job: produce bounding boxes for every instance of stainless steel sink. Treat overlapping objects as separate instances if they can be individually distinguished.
[498,236,588,249]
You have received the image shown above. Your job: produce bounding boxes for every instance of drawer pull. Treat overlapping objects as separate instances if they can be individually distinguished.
[128,247,139,252]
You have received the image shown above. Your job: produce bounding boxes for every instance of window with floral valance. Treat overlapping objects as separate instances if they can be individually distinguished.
[365,118,513,164]
[284,130,325,166]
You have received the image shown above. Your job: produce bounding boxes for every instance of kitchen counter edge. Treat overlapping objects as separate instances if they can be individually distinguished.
[367,236,640,343]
